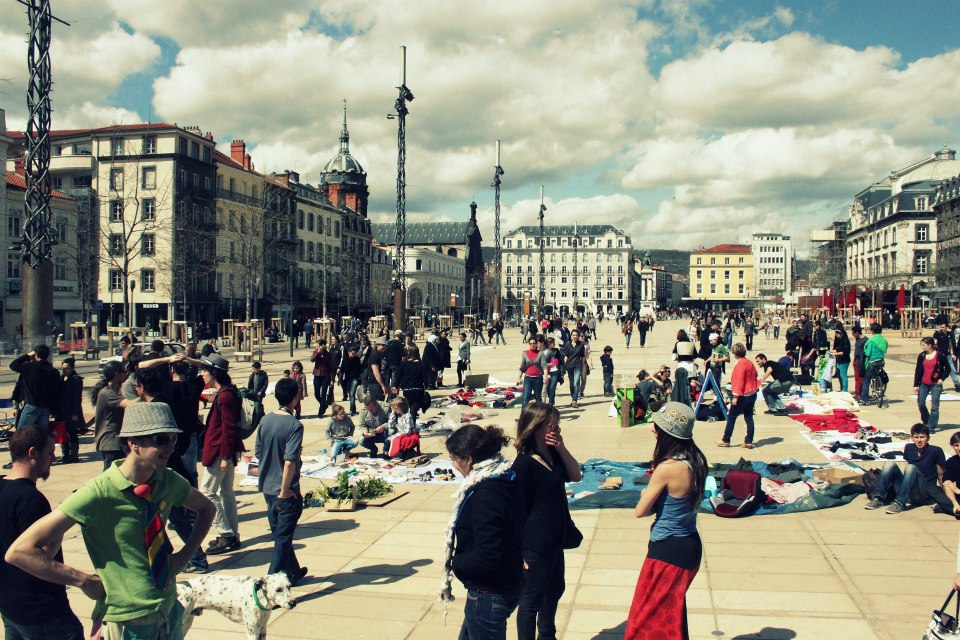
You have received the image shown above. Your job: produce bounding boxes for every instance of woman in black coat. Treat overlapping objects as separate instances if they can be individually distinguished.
[437,329,453,387]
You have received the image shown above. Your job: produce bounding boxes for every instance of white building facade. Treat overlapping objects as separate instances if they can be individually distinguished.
[502,224,633,317]
[751,232,793,302]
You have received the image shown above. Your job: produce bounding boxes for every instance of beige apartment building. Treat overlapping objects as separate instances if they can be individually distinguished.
[688,243,755,308]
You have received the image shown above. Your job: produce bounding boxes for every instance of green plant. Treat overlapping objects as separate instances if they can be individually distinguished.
[355,477,392,501]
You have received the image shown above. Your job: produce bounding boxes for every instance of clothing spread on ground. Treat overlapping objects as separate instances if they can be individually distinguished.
[437,379,524,408]
[799,428,909,462]
[239,454,462,486]
[564,458,864,515]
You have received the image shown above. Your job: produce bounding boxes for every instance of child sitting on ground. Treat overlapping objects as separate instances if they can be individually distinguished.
[326,404,358,462]
[386,397,420,460]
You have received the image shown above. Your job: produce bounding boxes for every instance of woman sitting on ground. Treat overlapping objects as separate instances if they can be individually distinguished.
[386,396,420,460]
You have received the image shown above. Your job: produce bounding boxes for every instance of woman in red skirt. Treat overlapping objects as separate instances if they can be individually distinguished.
[625,401,707,640]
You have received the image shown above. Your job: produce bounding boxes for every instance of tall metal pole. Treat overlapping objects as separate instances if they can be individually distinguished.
[492,140,504,318]
[573,222,580,318]
[538,185,546,318]
[20,0,66,347]
[390,45,414,330]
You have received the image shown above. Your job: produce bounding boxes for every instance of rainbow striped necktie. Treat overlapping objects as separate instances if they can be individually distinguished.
[135,483,172,590]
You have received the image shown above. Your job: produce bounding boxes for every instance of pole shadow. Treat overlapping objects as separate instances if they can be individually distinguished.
[295,558,433,603]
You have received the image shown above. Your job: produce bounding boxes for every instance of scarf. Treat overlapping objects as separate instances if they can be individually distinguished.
[437,454,514,606]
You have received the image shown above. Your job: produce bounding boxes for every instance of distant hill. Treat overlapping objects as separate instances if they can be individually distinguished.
[643,249,691,275]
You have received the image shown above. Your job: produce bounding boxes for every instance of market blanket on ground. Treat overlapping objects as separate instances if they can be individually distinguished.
[566,458,864,515]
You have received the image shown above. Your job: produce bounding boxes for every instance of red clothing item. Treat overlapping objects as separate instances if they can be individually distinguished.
[730,357,759,397]
[201,384,244,468]
[790,411,874,433]
[311,348,333,377]
[921,354,937,385]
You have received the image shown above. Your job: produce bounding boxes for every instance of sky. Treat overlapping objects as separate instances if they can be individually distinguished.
[2,0,960,255]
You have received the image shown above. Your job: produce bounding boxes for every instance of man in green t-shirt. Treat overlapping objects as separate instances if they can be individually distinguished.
[708,332,731,385]
[6,402,215,639]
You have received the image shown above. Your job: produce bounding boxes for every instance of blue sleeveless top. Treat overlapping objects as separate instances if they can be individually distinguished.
[649,458,698,542]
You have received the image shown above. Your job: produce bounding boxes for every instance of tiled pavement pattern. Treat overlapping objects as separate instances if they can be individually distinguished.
[1,319,955,639]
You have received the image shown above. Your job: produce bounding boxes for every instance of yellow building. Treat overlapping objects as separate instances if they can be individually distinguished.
[688,243,755,307]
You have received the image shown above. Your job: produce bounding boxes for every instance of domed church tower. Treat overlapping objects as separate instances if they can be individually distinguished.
[320,101,369,217]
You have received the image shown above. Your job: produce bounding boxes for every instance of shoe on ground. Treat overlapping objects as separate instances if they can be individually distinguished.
[183,563,209,574]
[571,402,578,408]
[933,504,944,514]
[206,535,241,555]
[885,502,904,514]
[763,410,777,415]
[864,497,885,510]
[716,440,732,448]
[291,566,309,586]
[742,443,754,449]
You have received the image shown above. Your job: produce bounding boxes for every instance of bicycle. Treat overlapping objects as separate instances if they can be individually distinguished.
[868,363,888,408]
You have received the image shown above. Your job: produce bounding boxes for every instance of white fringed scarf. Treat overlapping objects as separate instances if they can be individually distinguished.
[437,454,514,610]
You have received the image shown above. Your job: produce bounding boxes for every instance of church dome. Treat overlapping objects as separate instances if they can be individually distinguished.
[322,103,366,181]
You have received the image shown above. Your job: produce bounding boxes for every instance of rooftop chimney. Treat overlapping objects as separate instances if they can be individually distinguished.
[244,153,251,171]
[231,140,246,166]
[14,155,25,176]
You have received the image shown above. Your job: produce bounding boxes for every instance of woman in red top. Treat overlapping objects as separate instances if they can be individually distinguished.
[717,343,760,449]
[914,336,950,432]
[517,337,545,407]
[199,354,244,555]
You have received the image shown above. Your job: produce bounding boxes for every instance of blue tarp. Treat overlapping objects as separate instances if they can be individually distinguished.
[566,458,865,515]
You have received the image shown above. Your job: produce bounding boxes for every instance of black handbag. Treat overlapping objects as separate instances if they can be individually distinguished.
[562,514,583,550]
[925,590,960,639]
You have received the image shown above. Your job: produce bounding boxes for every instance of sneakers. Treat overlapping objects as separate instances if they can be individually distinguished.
[206,535,241,555]
[291,566,309,586]
[742,443,754,449]
[183,563,209,574]
[716,440,732,447]
[864,498,885,510]
[885,502,904,514]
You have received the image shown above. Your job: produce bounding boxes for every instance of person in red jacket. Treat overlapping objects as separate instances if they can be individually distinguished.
[199,354,243,555]
[717,343,760,449]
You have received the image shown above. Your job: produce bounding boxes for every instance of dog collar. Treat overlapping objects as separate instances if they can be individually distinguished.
[252,582,270,611]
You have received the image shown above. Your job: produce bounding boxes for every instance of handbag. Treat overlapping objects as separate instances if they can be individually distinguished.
[925,590,960,639]
[562,514,583,549]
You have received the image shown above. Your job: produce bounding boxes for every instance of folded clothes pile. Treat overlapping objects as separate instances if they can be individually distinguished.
[800,428,909,462]
[790,409,874,434]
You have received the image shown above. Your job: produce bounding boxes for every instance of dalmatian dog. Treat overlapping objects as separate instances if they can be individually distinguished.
[177,572,296,639]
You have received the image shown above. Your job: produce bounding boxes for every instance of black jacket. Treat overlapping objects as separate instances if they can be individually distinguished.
[563,343,585,372]
[340,355,363,381]
[452,473,523,592]
[914,352,951,388]
[57,372,84,430]
[9,356,61,410]
[247,370,268,399]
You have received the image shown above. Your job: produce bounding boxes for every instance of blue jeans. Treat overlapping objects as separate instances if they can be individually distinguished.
[495,331,507,345]
[860,360,883,403]
[625,332,632,347]
[918,383,943,431]
[17,404,49,428]
[761,381,791,411]
[948,355,960,389]
[873,461,952,510]
[517,548,564,640]
[343,378,360,413]
[521,376,543,407]
[331,438,359,459]
[835,362,849,392]
[169,436,207,570]
[721,392,757,445]
[773,326,781,339]
[459,589,521,640]
[265,494,303,581]
[545,372,559,405]
[313,375,331,414]
[568,368,582,403]
[2,609,84,640]
[603,375,613,396]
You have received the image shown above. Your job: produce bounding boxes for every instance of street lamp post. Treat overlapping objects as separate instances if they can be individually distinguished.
[129,279,136,329]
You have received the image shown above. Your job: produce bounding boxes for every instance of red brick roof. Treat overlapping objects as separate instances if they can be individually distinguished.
[213,149,263,176]
[7,122,210,141]
[692,243,751,255]
[5,171,73,199]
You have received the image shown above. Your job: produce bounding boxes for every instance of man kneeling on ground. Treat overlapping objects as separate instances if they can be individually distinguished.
[755,352,794,416]
[865,423,952,515]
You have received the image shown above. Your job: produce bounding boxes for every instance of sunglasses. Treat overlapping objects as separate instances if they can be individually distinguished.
[147,434,177,447]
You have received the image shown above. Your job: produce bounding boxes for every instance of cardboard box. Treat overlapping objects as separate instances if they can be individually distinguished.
[813,467,864,485]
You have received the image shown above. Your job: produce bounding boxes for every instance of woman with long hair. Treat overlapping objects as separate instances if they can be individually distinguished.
[626,402,707,640]
[915,336,949,432]
[512,403,582,640]
[396,345,428,419]
[829,325,852,392]
[437,424,521,640]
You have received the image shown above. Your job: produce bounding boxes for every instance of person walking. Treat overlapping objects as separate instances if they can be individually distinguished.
[91,361,130,470]
[340,346,363,415]
[743,317,755,351]
[517,337,546,407]
[623,318,633,348]
[310,340,334,418]
[563,331,586,408]
[437,329,452,387]
[0,427,84,639]
[199,355,243,555]
[625,402,707,640]
[852,325,867,397]
[512,403,582,640]
[395,346,428,419]
[717,343,759,449]
[437,425,521,640]
[255,378,308,585]
[303,319,313,349]
[915,336,949,432]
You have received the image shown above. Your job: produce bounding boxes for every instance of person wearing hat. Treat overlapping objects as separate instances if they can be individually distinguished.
[625,402,707,640]
[198,354,244,555]
[706,332,730,386]
[6,403,215,639]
